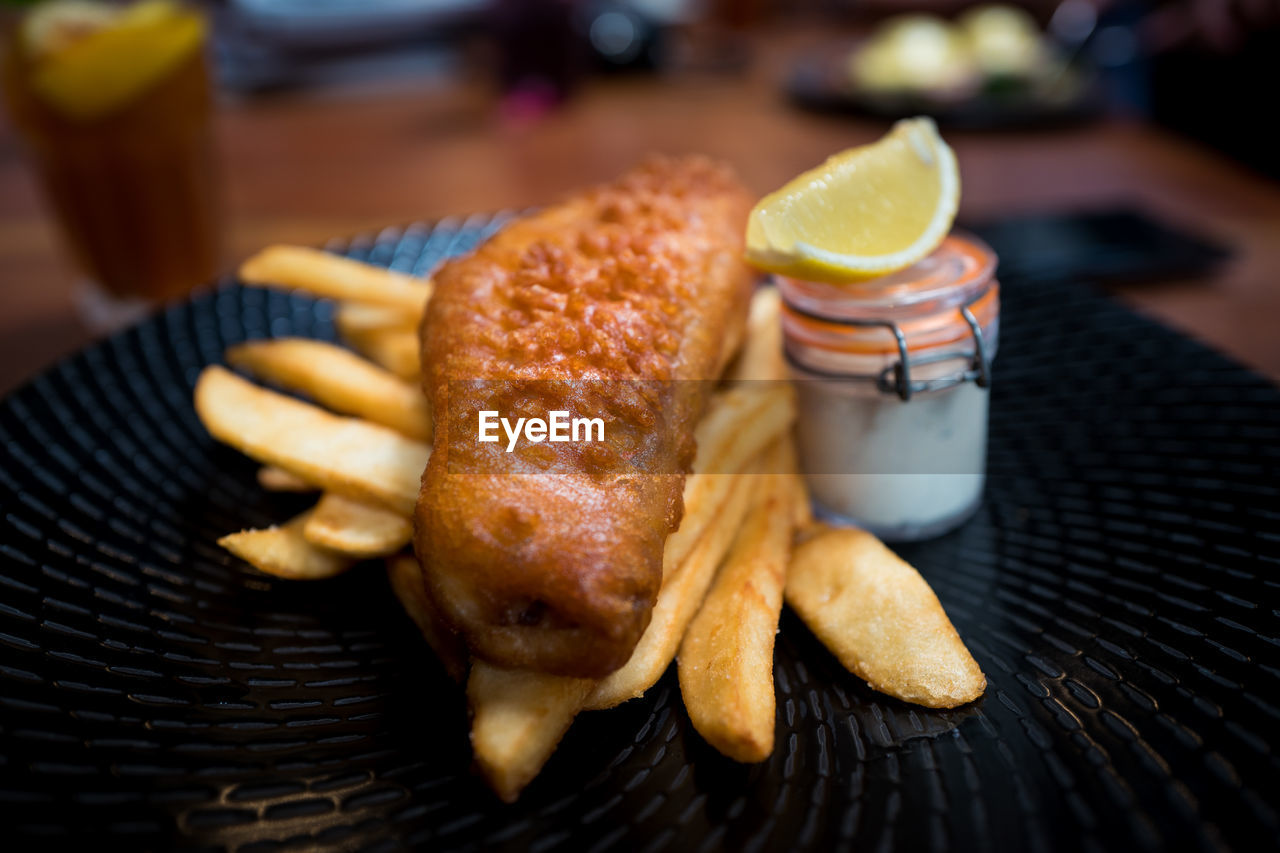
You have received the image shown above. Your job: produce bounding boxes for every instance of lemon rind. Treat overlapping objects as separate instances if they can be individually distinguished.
[743,118,960,284]
[791,137,958,273]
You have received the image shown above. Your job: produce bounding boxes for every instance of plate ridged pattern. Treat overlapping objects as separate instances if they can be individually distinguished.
[1,215,1278,851]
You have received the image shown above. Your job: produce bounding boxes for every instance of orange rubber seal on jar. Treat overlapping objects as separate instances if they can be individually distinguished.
[780,235,999,357]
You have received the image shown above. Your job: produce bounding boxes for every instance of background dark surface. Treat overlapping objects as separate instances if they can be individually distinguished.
[1,215,1278,850]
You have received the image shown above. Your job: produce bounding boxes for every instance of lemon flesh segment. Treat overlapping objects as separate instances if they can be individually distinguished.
[30,0,206,122]
[746,117,960,283]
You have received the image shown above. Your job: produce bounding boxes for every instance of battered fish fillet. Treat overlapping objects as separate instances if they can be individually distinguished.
[414,157,754,677]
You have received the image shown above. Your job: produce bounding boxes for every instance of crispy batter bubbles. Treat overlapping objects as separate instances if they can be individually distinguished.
[416,157,755,678]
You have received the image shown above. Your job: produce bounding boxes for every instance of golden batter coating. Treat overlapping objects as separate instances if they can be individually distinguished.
[414,157,754,677]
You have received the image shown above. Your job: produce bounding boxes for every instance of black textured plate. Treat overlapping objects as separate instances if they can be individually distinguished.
[2,215,1279,852]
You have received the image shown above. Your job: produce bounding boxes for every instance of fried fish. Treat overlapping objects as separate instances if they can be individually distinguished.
[414,157,754,677]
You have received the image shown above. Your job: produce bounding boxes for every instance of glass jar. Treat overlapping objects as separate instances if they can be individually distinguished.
[779,234,999,542]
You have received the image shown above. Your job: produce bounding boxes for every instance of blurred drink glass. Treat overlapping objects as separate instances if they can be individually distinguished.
[2,0,219,329]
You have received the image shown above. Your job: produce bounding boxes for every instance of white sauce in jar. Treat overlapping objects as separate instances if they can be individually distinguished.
[794,376,989,541]
[780,235,999,542]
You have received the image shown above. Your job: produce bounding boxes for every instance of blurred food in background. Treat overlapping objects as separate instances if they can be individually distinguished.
[789,3,1096,129]
[2,0,219,328]
[851,6,1074,98]
[849,5,1070,96]
[852,13,981,96]
[960,5,1049,77]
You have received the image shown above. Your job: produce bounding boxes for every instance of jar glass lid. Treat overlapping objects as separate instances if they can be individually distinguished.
[778,234,996,323]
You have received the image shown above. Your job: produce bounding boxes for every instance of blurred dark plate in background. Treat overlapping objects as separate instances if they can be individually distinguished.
[968,208,1232,286]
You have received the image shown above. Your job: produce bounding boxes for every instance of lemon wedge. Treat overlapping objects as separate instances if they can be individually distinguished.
[28,0,205,122]
[746,117,960,283]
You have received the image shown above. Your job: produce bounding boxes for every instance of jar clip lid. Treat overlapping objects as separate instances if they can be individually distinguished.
[782,291,992,402]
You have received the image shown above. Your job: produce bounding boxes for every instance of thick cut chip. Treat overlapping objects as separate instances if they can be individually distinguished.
[585,466,759,711]
[386,554,468,683]
[664,382,795,573]
[724,287,786,384]
[463,396,791,800]
[238,245,431,314]
[792,470,814,528]
[468,663,595,803]
[785,526,986,708]
[303,493,413,559]
[218,511,351,580]
[341,326,421,382]
[466,466,764,800]
[335,301,421,336]
[227,338,431,441]
[257,465,315,492]
[678,441,794,762]
[194,366,429,515]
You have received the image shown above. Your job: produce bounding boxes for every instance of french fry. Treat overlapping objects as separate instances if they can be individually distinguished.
[586,466,758,710]
[238,245,431,315]
[341,326,422,382]
[724,287,786,383]
[677,441,794,762]
[664,382,795,573]
[466,467,762,800]
[335,301,421,336]
[792,469,813,529]
[257,465,316,492]
[785,526,986,708]
[227,338,432,442]
[466,395,790,799]
[218,511,352,580]
[468,664,595,803]
[303,493,413,559]
[195,366,429,515]
[666,386,794,566]
[386,554,468,683]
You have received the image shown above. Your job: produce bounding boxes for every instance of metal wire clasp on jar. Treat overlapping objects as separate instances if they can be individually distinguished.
[779,234,999,542]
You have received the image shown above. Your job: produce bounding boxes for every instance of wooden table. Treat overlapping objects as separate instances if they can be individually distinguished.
[3,30,1279,394]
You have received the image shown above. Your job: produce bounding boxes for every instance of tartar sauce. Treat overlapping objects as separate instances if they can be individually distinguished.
[779,235,999,541]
